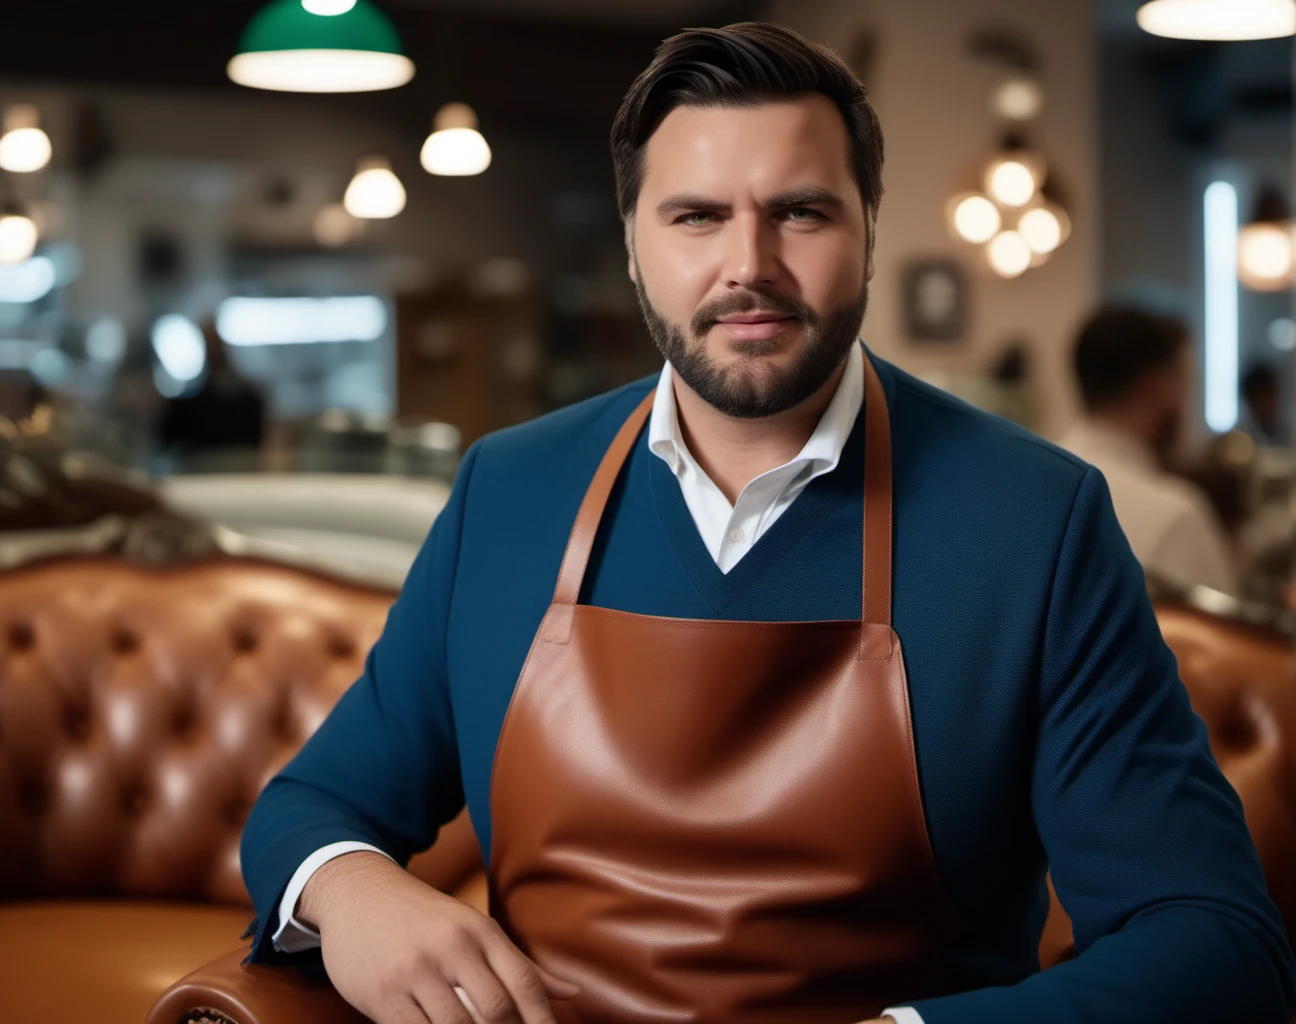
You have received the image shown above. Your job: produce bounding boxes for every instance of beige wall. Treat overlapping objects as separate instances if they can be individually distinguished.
[765,0,1099,439]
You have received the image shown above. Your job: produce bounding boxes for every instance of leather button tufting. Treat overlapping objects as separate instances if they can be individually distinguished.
[64,706,92,742]
[231,628,258,654]
[111,629,140,655]
[8,620,34,651]
[19,780,44,815]
[121,783,149,818]
[328,634,355,659]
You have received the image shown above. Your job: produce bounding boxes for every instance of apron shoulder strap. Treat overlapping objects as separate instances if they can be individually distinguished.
[541,390,654,643]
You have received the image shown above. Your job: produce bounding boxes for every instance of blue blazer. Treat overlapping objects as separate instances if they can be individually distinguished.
[242,350,1296,1023]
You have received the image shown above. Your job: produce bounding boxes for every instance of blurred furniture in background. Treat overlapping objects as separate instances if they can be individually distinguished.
[161,473,448,585]
[145,578,1296,1024]
[1039,582,1296,967]
[0,555,485,1024]
[396,273,544,448]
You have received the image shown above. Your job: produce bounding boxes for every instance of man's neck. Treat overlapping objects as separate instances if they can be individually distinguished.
[672,358,849,505]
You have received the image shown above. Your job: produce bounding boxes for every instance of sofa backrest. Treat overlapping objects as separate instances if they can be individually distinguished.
[0,556,394,904]
[1039,599,1296,966]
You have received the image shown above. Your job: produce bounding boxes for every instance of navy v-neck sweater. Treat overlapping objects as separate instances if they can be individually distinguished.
[242,350,1295,1023]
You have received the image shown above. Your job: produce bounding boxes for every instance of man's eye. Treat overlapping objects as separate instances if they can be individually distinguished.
[677,212,718,226]
[785,207,826,222]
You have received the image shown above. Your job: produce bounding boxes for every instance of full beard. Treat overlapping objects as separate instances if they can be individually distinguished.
[633,265,869,420]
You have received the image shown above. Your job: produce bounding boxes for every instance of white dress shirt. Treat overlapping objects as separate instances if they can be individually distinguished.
[1059,419,1238,595]
[268,342,918,1023]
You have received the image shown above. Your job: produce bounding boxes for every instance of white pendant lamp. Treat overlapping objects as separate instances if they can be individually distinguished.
[0,204,38,265]
[1237,186,1295,291]
[420,103,492,177]
[229,0,415,94]
[344,156,406,219]
[1137,0,1296,41]
[0,106,52,174]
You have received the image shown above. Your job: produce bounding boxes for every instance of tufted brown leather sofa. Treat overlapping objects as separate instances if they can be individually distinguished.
[3,552,1291,1023]
[1037,598,1296,968]
[149,592,1296,1024]
[0,555,485,1024]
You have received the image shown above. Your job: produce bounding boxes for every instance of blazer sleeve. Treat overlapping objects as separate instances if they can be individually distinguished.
[909,466,1295,1023]
[239,441,481,963]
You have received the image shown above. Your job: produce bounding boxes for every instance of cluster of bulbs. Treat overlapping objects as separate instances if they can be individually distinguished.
[948,141,1071,280]
[228,0,493,248]
[0,104,51,266]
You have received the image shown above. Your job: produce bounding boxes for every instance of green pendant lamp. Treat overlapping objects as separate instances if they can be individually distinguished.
[228,0,415,93]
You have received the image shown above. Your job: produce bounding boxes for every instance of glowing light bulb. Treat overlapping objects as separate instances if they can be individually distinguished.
[1137,0,1296,41]
[302,0,357,13]
[0,106,52,173]
[993,79,1044,121]
[987,159,1038,208]
[987,231,1032,279]
[421,103,492,177]
[0,214,38,265]
[344,157,406,219]
[949,193,1002,244]
[1019,205,1071,254]
[314,202,358,247]
[1237,222,1294,290]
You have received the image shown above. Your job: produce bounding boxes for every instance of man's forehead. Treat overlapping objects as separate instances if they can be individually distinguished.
[640,95,853,192]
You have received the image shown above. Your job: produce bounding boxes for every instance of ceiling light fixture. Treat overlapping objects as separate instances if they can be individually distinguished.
[0,204,39,265]
[1237,184,1294,291]
[987,231,1033,278]
[344,156,406,219]
[1136,0,1296,41]
[420,103,493,177]
[948,193,1002,244]
[228,0,415,94]
[0,106,52,174]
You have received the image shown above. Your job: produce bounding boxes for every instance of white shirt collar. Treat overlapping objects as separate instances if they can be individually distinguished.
[1061,418,1158,474]
[648,341,866,487]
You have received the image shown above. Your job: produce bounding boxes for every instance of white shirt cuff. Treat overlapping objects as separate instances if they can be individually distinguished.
[271,841,393,953]
[881,1008,925,1024]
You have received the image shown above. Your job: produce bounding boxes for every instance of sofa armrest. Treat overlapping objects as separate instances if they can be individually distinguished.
[146,947,367,1024]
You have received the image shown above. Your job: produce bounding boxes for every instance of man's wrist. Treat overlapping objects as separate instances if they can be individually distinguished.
[296,849,396,931]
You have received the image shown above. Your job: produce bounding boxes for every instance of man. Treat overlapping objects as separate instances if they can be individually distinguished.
[241,23,1294,1024]
[1060,306,1238,595]
[1240,362,1283,445]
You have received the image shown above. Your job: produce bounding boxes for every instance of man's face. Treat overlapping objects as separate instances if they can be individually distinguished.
[629,95,873,419]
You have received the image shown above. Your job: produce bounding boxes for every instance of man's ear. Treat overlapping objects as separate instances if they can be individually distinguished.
[865,208,877,282]
[625,219,638,283]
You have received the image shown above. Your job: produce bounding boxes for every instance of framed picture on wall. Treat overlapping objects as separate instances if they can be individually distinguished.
[902,258,968,342]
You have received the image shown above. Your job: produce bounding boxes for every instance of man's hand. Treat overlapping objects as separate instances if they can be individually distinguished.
[298,851,580,1024]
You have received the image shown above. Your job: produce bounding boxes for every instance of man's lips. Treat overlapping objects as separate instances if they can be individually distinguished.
[712,314,798,341]
[716,312,793,324]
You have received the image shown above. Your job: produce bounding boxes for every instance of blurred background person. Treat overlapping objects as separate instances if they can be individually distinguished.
[1061,305,1238,595]
[157,317,266,469]
[1240,362,1284,446]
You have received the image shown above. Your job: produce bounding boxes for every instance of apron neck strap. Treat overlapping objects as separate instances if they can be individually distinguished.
[544,352,894,640]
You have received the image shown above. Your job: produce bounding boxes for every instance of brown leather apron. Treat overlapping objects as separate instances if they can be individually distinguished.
[490,357,963,1023]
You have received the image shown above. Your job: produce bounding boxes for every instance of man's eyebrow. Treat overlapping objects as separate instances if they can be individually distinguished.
[654,187,846,218]
[764,187,845,211]
[655,194,729,217]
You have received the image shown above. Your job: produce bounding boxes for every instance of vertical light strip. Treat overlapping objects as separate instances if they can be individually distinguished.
[1203,180,1239,432]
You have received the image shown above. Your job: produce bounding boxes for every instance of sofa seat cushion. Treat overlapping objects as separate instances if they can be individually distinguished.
[0,901,252,1024]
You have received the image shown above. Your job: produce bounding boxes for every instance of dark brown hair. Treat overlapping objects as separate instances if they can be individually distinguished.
[610,22,884,224]
[1074,306,1190,411]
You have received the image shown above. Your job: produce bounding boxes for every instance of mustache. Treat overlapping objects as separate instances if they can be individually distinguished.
[690,289,817,336]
